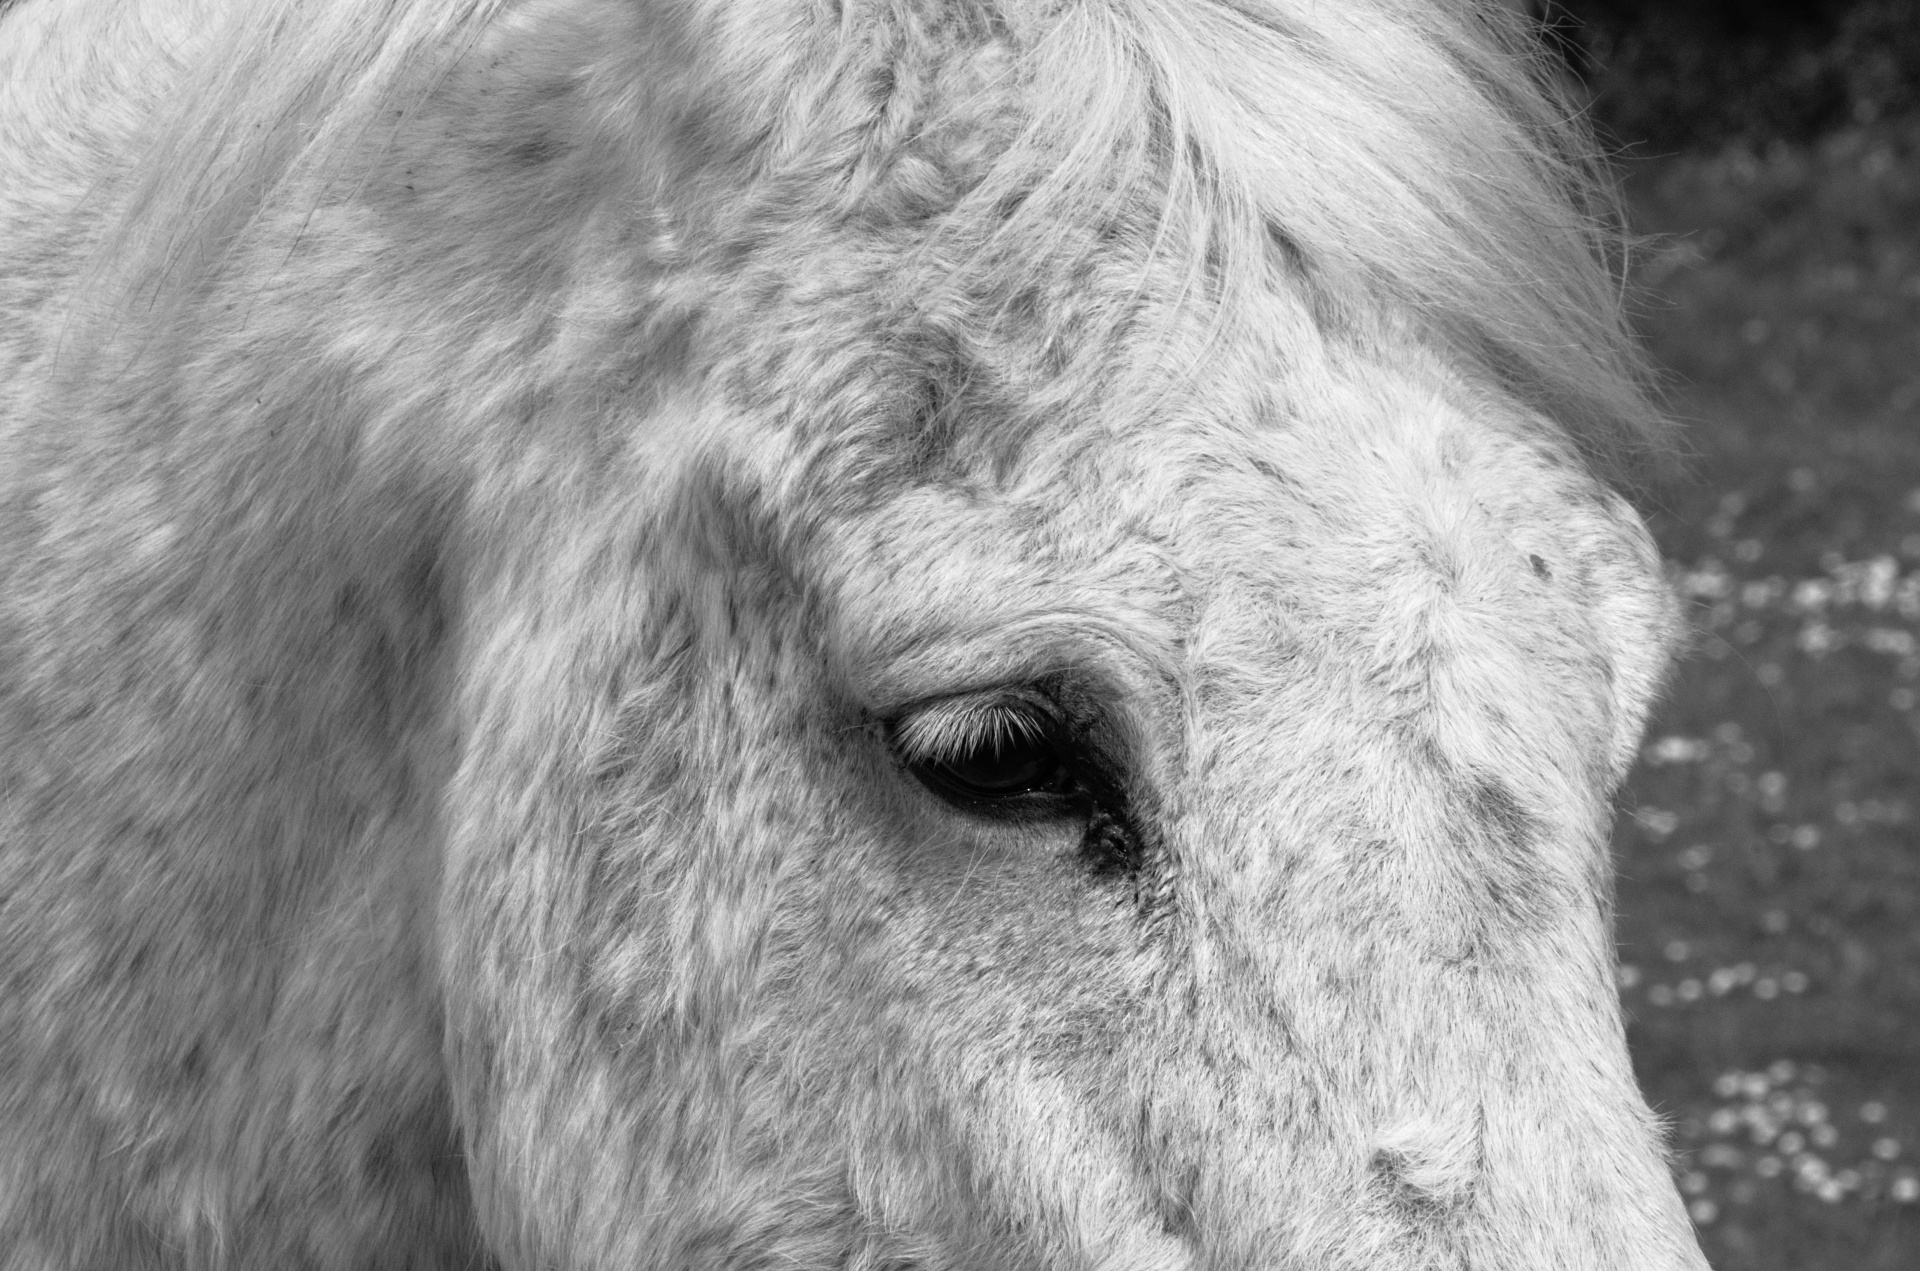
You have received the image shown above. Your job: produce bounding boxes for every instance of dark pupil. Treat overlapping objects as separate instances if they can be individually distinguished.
[926,734,1063,798]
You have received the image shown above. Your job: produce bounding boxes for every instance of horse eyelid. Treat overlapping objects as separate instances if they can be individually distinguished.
[885,692,1060,766]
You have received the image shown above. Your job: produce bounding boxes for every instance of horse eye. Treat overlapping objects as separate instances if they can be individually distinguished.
[887,698,1077,813]
[916,732,1069,803]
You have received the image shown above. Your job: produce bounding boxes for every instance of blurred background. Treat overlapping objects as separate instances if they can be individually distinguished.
[1543,1,1920,1266]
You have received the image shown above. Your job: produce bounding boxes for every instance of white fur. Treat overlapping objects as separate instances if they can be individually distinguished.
[0,0,1705,1267]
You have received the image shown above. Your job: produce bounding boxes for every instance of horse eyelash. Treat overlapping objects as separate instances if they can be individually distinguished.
[886,693,1057,766]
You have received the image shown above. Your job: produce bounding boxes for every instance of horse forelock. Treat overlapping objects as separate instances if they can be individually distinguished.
[82,0,1664,494]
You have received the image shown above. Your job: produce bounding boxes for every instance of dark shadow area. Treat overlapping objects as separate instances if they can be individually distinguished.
[1558,0,1920,152]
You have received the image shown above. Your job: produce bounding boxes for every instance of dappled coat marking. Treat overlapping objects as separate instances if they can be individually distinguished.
[0,0,1708,1267]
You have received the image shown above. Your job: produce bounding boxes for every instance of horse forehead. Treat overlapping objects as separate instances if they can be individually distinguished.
[822,375,1573,677]
[1013,377,1566,595]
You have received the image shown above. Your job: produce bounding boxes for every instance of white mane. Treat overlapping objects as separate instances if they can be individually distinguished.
[95,0,1660,480]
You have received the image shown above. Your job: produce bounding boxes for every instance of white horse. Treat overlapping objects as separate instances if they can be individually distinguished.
[0,0,1708,1266]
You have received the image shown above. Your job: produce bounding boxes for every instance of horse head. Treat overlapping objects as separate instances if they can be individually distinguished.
[0,0,1708,1266]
